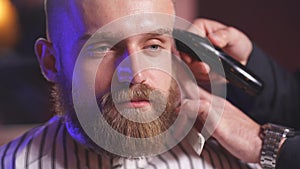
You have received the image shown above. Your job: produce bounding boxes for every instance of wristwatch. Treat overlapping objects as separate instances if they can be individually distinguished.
[260,123,294,169]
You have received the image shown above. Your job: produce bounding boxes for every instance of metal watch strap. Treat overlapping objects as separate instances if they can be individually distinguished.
[260,123,293,169]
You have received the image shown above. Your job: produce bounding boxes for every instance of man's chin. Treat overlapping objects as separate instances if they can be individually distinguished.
[65,107,176,158]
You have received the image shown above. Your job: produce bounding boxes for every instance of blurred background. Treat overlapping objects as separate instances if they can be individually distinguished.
[0,0,299,144]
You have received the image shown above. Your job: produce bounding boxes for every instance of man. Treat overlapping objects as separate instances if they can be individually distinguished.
[0,0,273,169]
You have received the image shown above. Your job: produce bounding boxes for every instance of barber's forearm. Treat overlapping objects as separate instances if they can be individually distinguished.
[210,101,263,163]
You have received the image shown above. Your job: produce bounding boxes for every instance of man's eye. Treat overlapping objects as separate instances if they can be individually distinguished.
[86,43,116,58]
[146,44,161,51]
[94,46,111,53]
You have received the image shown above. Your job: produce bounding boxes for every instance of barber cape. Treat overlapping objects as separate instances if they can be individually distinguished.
[0,116,261,169]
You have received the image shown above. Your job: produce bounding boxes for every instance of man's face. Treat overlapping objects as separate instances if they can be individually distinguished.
[50,0,182,157]
[51,0,176,103]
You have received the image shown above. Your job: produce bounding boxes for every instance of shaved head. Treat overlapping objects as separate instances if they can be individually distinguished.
[44,0,175,45]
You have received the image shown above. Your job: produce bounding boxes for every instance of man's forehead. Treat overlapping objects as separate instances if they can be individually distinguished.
[45,0,175,47]
[75,0,175,14]
[47,0,174,20]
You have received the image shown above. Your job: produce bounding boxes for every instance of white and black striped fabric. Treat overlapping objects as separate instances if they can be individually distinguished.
[0,116,262,169]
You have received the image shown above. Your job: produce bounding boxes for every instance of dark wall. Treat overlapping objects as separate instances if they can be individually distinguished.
[0,1,51,124]
[197,0,300,71]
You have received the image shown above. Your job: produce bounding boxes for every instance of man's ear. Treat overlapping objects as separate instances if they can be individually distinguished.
[35,38,60,83]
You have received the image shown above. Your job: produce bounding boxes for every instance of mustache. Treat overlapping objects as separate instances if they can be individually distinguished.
[97,84,166,109]
[112,84,154,104]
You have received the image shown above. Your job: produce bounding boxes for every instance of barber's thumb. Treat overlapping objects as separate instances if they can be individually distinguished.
[208,31,228,48]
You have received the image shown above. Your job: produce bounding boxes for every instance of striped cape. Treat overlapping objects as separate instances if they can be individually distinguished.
[0,116,262,169]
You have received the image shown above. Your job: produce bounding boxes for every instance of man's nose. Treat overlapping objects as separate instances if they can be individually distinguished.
[115,49,146,85]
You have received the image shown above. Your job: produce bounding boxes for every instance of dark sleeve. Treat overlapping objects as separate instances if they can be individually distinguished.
[276,136,300,169]
[227,44,300,130]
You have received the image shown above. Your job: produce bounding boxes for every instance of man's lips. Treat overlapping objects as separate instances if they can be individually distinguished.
[117,99,151,108]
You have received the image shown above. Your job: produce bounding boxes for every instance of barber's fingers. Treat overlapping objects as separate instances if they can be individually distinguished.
[180,98,210,122]
[207,27,252,65]
[179,51,226,85]
[179,52,211,82]
[188,18,252,65]
[177,51,211,88]
[207,27,237,48]
[173,99,205,137]
[188,18,227,37]
[180,52,210,73]
[180,87,226,127]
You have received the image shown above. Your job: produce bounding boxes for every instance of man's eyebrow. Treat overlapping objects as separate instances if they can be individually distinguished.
[145,28,172,36]
[80,28,172,44]
[79,32,121,41]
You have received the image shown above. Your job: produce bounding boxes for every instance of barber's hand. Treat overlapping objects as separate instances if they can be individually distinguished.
[179,18,253,84]
[182,87,262,163]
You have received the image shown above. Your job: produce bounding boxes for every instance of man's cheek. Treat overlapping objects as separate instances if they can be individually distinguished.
[94,62,116,95]
[153,72,173,95]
